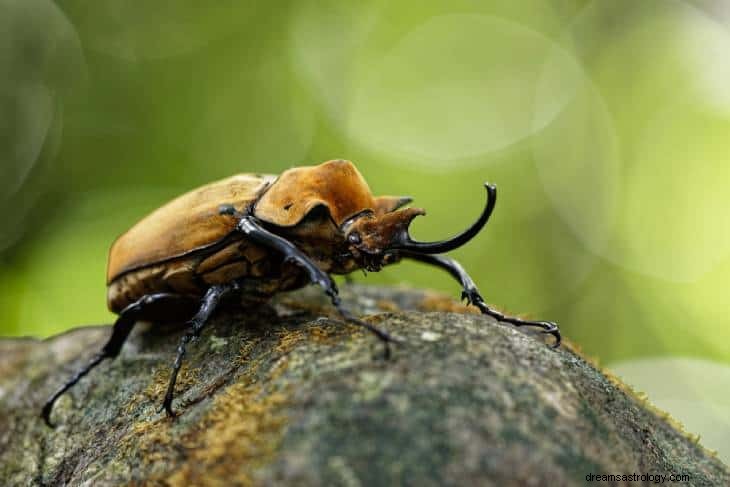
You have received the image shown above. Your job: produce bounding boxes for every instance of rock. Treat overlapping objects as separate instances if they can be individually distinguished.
[0,285,727,486]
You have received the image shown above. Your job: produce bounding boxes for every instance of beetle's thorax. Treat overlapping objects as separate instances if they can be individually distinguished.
[265,206,356,274]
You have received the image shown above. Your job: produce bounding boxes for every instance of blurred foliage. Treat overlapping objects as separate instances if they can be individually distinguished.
[1,0,730,458]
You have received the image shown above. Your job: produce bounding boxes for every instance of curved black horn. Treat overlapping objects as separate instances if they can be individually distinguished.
[391,183,496,254]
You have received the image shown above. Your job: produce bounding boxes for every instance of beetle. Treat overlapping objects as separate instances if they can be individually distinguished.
[41,159,560,426]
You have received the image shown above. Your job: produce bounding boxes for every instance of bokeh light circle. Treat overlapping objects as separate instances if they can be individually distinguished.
[344,14,583,167]
[533,0,730,282]
[0,0,85,250]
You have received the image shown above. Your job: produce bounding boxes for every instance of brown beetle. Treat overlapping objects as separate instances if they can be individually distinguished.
[42,159,559,426]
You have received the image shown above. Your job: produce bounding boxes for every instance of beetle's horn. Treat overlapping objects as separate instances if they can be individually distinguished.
[391,183,496,254]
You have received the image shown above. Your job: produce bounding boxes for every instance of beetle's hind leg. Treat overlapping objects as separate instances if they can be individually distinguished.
[161,282,239,417]
[401,252,561,347]
[41,293,195,427]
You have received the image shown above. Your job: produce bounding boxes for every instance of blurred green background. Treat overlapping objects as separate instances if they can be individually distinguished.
[1,0,729,462]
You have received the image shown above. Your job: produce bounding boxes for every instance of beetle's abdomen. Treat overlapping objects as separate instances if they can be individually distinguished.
[107,258,199,312]
[106,240,307,313]
[196,241,271,284]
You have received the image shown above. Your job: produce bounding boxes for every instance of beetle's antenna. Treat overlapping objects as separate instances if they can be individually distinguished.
[391,183,496,254]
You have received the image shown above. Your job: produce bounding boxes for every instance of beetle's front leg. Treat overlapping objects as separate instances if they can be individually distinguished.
[221,207,398,357]
[235,216,340,300]
[401,252,560,347]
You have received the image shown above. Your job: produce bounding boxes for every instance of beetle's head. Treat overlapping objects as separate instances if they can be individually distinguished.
[342,207,424,271]
[342,183,496,271]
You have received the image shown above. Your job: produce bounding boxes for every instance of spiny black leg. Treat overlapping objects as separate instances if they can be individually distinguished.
[228,211,398,356]
[402,252,561,347]
[41,353,106,428]
[235,216,340,301]
[467,298,561,347]
[329,290,398,359]
[41,293,189,427]
[161,282,239,417]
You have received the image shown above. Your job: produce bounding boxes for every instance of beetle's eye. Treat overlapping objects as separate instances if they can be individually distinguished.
[348,232,361,244]
[219,204,236,216]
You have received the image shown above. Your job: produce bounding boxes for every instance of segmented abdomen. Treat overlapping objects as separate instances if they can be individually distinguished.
[106,239,305,313]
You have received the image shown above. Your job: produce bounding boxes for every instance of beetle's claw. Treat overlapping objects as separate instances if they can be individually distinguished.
[374,329,404,360]
[508,319,562,348]
[538,321,562,348]
[160,391,178,418]
[162,400,178,419]
[370,322,404,361]
[41,404,56,429]
[382,342,392,360]
[463,289,561,348]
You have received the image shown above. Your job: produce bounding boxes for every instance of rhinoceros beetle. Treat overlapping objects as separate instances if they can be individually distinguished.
[42,159,559,426]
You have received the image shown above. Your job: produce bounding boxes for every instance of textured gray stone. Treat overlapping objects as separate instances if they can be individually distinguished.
[1,285,727,486]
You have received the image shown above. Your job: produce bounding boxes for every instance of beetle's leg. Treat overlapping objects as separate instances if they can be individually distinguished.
[401,252,560,347]
[41,293,195,427]
[161,282,239,417]
[329,290,398,359]
[233,214,398,357]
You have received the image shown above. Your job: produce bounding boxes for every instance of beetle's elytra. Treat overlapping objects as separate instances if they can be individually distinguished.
[42,159,560,426]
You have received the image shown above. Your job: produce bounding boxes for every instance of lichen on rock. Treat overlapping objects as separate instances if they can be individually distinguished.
[0,285,727,486]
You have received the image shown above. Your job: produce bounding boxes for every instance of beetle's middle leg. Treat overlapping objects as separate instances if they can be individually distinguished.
[161,281,240,417]
[401,252,561,347]
[223,210,398,357]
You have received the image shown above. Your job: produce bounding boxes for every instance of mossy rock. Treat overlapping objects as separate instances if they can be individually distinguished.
[0,285,727,486]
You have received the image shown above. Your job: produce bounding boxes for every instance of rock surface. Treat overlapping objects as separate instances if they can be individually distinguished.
[0,285,727,486]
